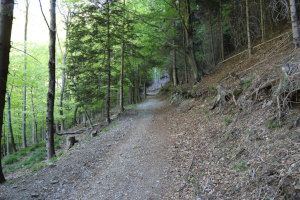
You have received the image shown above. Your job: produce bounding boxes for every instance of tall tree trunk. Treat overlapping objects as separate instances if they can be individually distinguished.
[182,28,189,84]
[0,0,15,184]
[172,39,178,86]
[120,0,125,112]
[83,106,93,129]
[57,23,69,132]
[289,0,300,48]
[46,0,56,160]
[74,105,79,126]
[219,0,224,61]
[60,68,65,131]
[208,8,215,67]
[6,123,9,155]
[260,0,265,42]
[22,0,29,148]
[3,119,6,156]
[106,0,111,124]
[183,0,204,82]
[30,87,38,143]
[246,0,252,57]
[7,94,16,152]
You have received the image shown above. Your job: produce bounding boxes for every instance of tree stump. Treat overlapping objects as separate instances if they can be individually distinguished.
[91,130,97,137]
[66,136,78,150]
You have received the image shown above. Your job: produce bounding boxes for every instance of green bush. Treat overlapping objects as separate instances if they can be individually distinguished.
[16,148,29,156]
[29,149,47,162]
[2,154,19,165]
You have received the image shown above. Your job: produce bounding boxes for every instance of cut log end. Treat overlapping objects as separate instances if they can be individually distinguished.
[66,136,78,150]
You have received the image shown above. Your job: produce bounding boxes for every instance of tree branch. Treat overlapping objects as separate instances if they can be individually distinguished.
[38,0,51,31]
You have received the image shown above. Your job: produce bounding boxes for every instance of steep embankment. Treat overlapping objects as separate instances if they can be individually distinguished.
[165,32,300,199]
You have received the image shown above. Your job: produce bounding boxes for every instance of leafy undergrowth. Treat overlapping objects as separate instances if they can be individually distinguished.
[2,136,65,175]
[166,34,300,199]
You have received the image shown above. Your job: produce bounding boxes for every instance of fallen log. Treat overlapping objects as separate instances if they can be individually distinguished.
[56,128,87,136]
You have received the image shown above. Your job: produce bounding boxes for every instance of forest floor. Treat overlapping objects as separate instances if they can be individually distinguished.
[0,97,178,200]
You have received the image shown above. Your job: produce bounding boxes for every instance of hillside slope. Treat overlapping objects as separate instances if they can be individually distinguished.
[165,32,300,199]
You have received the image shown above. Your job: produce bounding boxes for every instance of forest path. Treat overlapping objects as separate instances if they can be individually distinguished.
[0,97,175,200]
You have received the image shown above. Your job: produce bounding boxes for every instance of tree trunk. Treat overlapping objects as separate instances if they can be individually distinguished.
[22,0,29,148]
[219,0,224,61]
[182,28,189,84]
[183,0,203,82]
[6,124,9,155]
[46,0,56,160]
[172,40,178,86]
[208,8,215,67]
[7,94,16,152]
[106,0,111,124]
[144,82,147,98]
[0,0,15,184]
[83,107,93,129]
[60,68,65,131]
[74,105,79,126]
[30,87,38,144]
[246,0,252,57]
[260,0,265,42]
[120,0,125,112]
[289,0,300,48]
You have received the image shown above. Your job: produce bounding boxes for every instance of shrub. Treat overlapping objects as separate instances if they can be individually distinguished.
[2,154,19,165]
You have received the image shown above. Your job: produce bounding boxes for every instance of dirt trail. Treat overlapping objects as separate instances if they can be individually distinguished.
[0,97,175,200]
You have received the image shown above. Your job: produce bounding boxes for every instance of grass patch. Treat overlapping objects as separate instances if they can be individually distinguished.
[242,79,252,89]
[2,141,48,174]
[268,120,281,130]
[2,154,19,165]
[31,163,46,172]
[125,104,137,110]
[57,151,64,157]
[210,83,217,90]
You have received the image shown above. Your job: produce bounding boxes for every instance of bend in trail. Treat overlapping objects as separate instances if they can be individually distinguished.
[0,97,175,200]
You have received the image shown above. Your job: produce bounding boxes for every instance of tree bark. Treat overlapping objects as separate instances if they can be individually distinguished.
[144,82,147,98]
[246,0,252,57]
[22,0,29,148]
[183,0,204,82]
[74,105,79,126]
[30,88,38,144]
[219,0,224,61]
[106,0,111,124]
[289,0,300,48]
[60,68,65,131]
[172,39,178,86]
[120,0,125,112]
[0,0,15,184]
[6,123,9,155]
[7,94,16,152]
[208,7,215,66]
[46,0,56,160]
[260,0,265,42]
[58,22,69,132]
